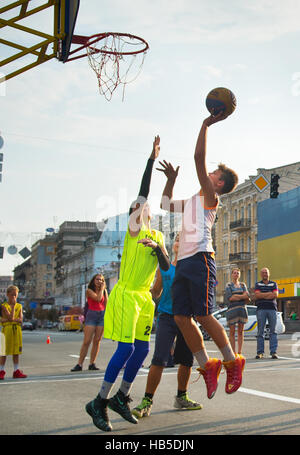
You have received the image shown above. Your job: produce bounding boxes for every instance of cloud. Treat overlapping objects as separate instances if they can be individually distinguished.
[201,65,223,78]
[75,0,300,45]
[248,97,261,105]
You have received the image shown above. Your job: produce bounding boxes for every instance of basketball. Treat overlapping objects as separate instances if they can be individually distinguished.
[206,87,237,117]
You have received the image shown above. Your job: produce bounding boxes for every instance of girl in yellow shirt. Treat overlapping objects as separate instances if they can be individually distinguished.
[0,285,27,380]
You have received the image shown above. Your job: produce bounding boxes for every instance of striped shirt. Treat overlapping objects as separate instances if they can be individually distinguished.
[255,280,278,310]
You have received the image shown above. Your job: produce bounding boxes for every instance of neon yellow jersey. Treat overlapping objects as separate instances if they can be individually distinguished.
[118,225,165,290]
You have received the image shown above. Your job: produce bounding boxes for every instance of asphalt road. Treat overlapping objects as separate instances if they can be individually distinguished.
[1,329,300,444]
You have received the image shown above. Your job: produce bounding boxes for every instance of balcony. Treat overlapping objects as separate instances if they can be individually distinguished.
[229,252,251,263]
[230,218,251,231]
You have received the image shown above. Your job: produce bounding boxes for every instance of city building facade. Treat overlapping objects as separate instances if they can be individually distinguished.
[257,186,300,320]
[214,161,300,310]
[54,221,99,309]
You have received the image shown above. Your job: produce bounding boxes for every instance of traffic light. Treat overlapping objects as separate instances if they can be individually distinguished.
[270,174,280,198]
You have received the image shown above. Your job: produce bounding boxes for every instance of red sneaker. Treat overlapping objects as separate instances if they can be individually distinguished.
[223,354,245,394]
[197,358,222,399]
[0,370,5,380]
[13,369,27,379]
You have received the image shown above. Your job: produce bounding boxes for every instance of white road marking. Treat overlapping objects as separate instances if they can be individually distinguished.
[239,387,300,405]
[3,352,300,408]
[69,354,90,359]
[4,372,300,407]
[276,356,300,361]
[3,367,300,407]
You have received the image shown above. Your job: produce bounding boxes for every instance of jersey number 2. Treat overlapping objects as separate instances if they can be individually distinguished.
[144,325,151,336]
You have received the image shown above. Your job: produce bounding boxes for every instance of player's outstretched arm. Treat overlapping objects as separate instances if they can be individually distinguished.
[194,112,227,207]
[129,135,160,236]
[157,160,184,213]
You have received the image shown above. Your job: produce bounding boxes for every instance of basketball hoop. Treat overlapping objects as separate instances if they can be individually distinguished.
[66,32,149,101]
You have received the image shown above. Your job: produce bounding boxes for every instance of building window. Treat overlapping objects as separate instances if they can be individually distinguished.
[223,212,228,229]
[234,240,237,254]
[223,242,228,259]
[248,236,251,252]
[247,269,251,288]
[247,204,251,221]
[240,238,244,252]
[240,206,244,220]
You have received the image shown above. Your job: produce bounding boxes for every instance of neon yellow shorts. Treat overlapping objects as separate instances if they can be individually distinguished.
[103,283,155,343]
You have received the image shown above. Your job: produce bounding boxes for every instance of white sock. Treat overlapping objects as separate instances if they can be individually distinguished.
[119,380,133,396]
[99,380,114,399]
[0,365,5,371]
[13,363,19,372]
[193,348,209,369]
[220,344,236,362]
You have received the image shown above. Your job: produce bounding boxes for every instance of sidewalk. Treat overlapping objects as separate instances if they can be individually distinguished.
[283,320,300,334]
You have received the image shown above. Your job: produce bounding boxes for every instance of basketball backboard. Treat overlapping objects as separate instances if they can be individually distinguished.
[0,0,80,81]
[0,0,148,100]
[57,0,80,63]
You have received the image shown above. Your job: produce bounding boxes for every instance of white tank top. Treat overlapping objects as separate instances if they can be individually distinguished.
[178,191,219,260]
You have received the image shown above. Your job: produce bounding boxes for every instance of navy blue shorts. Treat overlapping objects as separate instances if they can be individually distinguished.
[151,313,193,367]
[85,309,105,327]
[172,252,216,317]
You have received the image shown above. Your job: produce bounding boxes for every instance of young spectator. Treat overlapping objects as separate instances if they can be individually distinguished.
[0,285,27,380]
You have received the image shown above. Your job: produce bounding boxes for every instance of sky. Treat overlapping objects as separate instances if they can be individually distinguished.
[1,0,300,275]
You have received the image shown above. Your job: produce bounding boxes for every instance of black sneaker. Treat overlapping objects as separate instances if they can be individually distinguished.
[85,396,112,432]
[108,390,138,424]
[88,364,99,370]
[255,354,264,359]
[271,353,279,359]
[71,364,82,372]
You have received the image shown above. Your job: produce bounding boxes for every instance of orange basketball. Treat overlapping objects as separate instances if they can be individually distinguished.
[206,87,237,116]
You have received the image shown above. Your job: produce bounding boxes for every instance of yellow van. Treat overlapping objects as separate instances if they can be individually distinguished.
[58,315,81,331]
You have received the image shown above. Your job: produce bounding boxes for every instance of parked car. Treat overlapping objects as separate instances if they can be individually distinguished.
[22,321,33,331]
[43,321,54,329]
[198,305,285,340]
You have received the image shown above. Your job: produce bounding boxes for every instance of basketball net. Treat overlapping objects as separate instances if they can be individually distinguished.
[85,33,149,101]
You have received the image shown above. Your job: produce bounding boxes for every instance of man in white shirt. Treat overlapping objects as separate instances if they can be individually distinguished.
[158,111,245,400]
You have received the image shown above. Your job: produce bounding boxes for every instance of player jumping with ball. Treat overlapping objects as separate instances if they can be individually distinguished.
[158,111,245,400]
